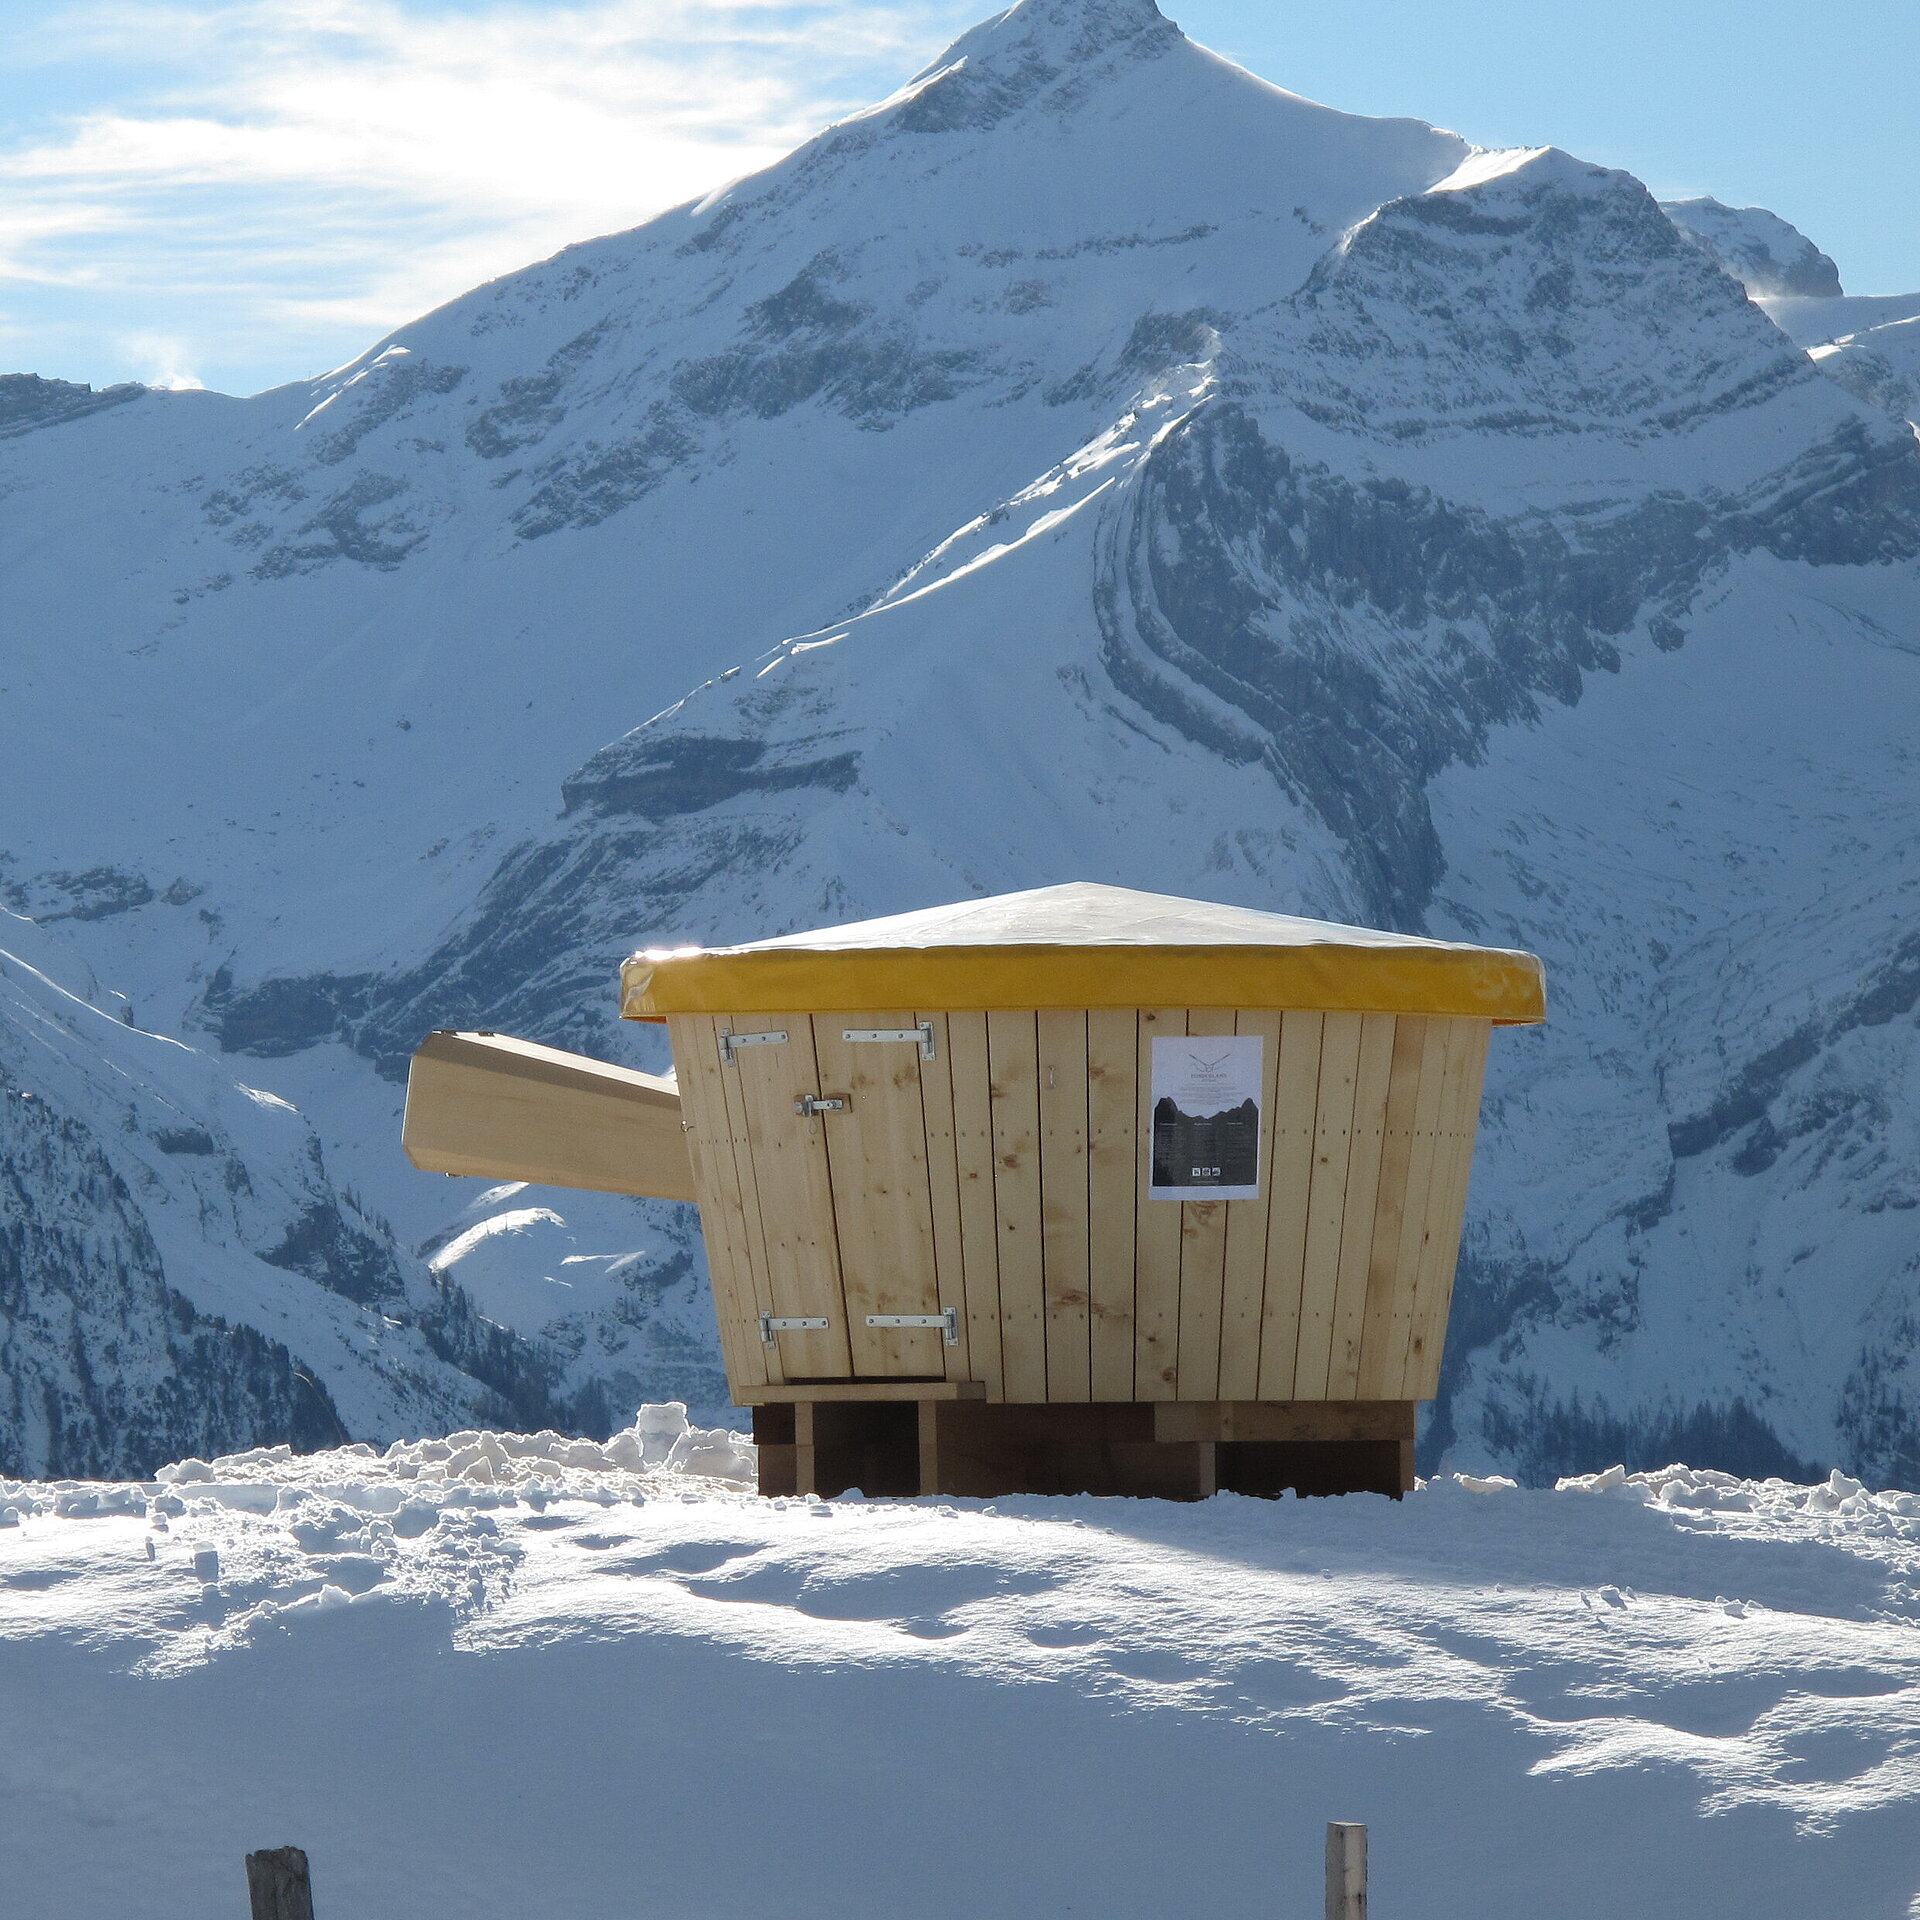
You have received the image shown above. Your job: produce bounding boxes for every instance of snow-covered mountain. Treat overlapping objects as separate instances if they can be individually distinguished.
[6,0,1920,1484]
[1660,194,1843,299]
[1672,205,1920,438]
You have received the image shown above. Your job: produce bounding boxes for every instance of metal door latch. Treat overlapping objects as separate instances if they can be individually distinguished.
[864,1307,960,1346]
[760,1313,831,1344]
[794,1093,848,1117]
[841,1023,937,1060]
[719,1028,787,1065]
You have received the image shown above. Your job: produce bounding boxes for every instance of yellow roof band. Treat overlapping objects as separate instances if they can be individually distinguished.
[618,884,1546,1024]
[621,940,1543,1023]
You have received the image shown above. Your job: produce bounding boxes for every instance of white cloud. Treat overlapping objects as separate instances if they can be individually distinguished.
[116,332,207,389]
[0,0,977,391]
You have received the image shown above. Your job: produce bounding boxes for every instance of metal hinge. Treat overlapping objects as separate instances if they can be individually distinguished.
[794,1093,848,1117]
[841,1022,936,1060]
[864,1307,959,1346]
[719,1028,787,1065]
[760,1312,831,1344]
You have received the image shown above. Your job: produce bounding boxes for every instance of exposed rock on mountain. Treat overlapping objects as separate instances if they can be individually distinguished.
[0,372,142,438]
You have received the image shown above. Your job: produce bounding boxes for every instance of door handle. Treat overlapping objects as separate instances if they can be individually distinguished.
[794,1094,849,1117]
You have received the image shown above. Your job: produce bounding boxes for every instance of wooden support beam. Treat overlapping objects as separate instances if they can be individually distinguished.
[403,1030,693,1199]
[734,1380,986,1404]
[750,1404,796,1496]
[1151,1401,1415,1445]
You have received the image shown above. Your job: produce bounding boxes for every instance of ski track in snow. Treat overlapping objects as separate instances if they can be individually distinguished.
[2,1413,1919,1918]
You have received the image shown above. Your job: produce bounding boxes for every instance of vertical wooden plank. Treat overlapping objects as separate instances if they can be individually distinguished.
[988,1011,1047,1402]
[947,1012,1005,1399]
[694,1013,788,1387]
[915,1011,974,1386]
[1217,1009,1282,1400]
[1085,1009,1139,1402]
[1403,1021,1491,1398]
[727,1013,851,1379]
[811,1013,943,1378]
[667,1014,769,1393]
[1037,1010,1093,1402]
[1133,1008,1187,1399]
[1387,1016,1468,1398]
[1173,1009,1237,1402]
[1354,1015,1437,1398]
[1254,1010,1323,1401]
[1324,1013,1400,1398]
[1366,1016,1452,1398]
[1398,1016,1476,1397]
[1291,1011,1365,1397]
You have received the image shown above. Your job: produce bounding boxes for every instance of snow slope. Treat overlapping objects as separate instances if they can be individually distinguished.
[1809,316,1920,431]
[7,0,1920,1481]
[2,1421,1918,1919]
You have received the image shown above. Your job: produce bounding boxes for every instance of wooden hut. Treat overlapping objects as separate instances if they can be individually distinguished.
[405,883,1544,1501]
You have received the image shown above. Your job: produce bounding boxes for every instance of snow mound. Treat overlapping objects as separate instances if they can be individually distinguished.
[134,1401,758,1502]
[3,1421,1920,1917]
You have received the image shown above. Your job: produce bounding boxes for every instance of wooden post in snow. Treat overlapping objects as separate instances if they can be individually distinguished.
[245,1847,314,1920]
[1326,1822,1367,1920]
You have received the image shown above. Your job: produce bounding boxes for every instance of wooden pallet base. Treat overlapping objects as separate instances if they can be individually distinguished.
[750,1400,1416,1502]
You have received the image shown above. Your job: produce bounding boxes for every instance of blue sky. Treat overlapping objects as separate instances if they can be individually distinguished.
[2,0,1912,397]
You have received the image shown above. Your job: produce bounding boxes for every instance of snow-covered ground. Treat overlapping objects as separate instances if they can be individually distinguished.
[8,0,1920,1486]
[4,1413,1918,1918]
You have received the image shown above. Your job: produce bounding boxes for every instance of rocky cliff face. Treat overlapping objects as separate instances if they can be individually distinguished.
[4,0,1920,1481]
[0,913,568,1476]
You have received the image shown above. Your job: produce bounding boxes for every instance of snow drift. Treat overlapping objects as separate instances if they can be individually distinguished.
[2,1414,1918,1918]
[4,0,1920,1483]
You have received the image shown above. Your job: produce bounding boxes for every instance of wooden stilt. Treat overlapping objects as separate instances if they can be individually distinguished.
[1326,1823,1367,1920]
[245,1849,314,1920]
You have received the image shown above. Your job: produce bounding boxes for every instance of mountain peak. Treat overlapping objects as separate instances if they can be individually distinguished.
[900,0,1179,127]
[1660,195,1844,300]
[1267,140,1824,453]
[1426,145,1631,199]
[918,0,1172,66]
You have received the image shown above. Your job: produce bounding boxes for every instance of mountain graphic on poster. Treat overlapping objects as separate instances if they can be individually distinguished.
[1150,1095,1261,1194]
[1148,1032,1265,1197]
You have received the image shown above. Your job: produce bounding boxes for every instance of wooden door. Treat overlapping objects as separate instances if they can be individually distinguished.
[708,1012,946,1382]
[722,1015,849,1380]
[809,1013,946,1377]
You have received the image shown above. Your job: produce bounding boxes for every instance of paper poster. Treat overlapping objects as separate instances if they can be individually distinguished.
[1148,1033,1263,1201]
